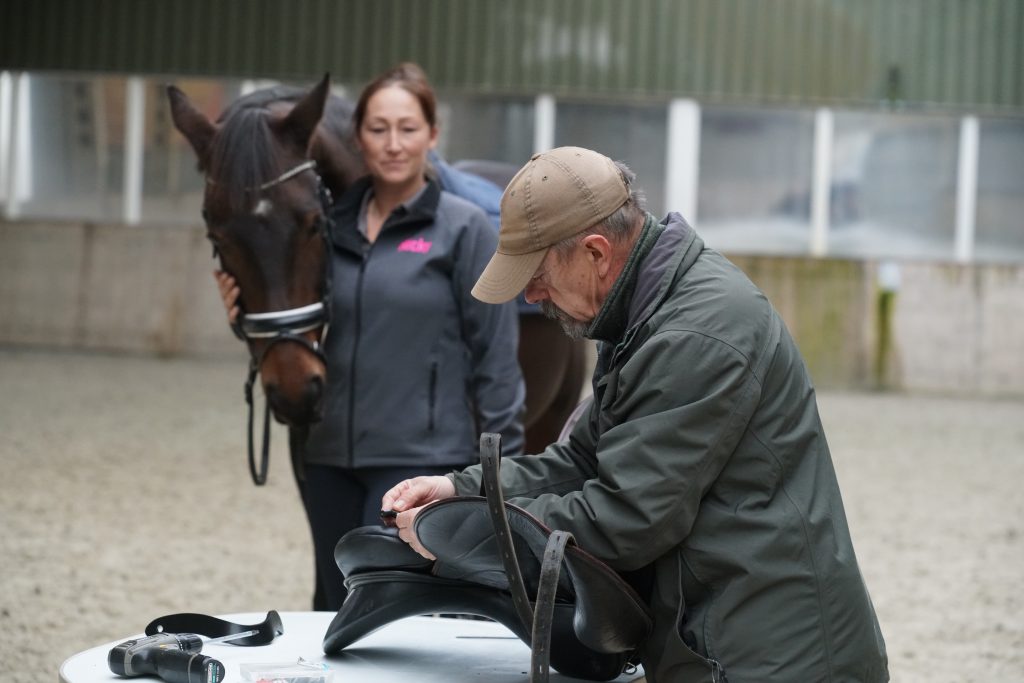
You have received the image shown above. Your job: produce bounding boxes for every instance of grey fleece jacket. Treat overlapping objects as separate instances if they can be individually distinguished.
[304,177,525,468]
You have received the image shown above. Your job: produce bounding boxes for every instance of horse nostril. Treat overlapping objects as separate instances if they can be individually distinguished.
[264,381,280,400]
[306,375,324,409]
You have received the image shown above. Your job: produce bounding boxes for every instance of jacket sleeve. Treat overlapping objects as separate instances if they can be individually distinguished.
[457,329,763,571]
[449,394,601,496]
[452,209,526,456]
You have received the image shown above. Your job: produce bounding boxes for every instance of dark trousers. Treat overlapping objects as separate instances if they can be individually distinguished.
[302,462,456,611]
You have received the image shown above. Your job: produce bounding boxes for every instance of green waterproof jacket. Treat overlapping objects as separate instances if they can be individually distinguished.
[449,213,889,682]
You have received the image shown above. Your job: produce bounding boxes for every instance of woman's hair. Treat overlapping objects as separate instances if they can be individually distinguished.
[353,62,438,130]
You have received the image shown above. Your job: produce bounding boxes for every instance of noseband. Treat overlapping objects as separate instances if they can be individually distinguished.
[211,159,334,485]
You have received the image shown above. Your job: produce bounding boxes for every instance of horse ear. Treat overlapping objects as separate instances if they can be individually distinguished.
[279,74,330,154]
[167,85,217,166]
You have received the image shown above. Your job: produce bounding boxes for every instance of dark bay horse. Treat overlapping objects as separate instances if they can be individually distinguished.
[167,75,585,476]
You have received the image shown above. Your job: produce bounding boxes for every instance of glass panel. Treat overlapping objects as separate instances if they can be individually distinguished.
[828,111,959,260]
[697,107,815,255]
[16,75,126,222]
[142,78,248,224]
[554,102,668,218]
[437,95,535,168]
[975,118,1024,263]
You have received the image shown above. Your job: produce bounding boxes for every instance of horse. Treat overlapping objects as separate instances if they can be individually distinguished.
[167,75,586,477]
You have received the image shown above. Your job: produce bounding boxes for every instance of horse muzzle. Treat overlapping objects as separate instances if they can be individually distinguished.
[264,373,326,426]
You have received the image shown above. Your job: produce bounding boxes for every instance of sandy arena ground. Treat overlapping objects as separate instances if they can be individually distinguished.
[1,347,1022,682]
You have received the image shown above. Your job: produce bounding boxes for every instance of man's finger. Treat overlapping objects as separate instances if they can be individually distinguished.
[397,525,436,560]
[381,480,411,511]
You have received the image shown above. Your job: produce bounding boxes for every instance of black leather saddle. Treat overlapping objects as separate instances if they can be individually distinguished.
[322,433,653,682]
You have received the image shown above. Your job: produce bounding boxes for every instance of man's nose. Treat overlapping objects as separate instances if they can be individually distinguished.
[523,282,547,304]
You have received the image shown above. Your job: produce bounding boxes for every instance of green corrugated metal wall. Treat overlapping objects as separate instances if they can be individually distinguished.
[1,0,1021,114]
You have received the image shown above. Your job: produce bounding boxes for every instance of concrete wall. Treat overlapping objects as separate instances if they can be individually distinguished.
[727,255,1024,397]
[0,220,240,359]
[2,219,1022,397]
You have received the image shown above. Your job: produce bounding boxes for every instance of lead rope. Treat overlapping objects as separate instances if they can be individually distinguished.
[244,357,271,486]
[243,332,328,486]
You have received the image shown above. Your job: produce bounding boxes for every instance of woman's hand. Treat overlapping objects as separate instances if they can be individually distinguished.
[213,270,241,325]
[381,476,456,559]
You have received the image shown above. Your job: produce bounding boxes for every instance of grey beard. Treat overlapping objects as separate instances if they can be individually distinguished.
[540,301,591,340]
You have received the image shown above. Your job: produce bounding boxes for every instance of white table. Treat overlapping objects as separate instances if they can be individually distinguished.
[60,612,645,682]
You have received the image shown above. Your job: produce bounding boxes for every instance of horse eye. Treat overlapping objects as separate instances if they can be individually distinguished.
[206,234,220,259]
[307,214,325,236]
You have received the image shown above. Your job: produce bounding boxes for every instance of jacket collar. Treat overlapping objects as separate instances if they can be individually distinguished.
[587,212,702,346]
[330,176,441,252]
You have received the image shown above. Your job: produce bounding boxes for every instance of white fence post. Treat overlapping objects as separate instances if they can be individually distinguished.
[123,76,146,225]
[533,94,555,154]
[0,72,10,207]
[955,116,979,263]
[665,98,701,225]
[810,107,833,257]
[4,72,31,220]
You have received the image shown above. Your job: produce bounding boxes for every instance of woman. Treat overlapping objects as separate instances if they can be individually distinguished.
[216,63,524,610]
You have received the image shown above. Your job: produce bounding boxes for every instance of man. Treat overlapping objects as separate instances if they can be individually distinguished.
[382,146,888,682]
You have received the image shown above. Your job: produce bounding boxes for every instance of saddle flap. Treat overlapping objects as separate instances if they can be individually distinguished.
[563,546,653,653]
[416,497,652,654]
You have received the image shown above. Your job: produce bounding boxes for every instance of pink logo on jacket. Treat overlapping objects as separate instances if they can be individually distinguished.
[397,237,433,254]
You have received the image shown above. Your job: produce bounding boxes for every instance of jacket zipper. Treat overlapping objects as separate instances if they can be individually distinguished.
[709,658,728,683]
[427,362,438,431]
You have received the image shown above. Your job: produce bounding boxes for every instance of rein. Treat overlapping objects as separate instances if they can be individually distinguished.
[213,159,334,485]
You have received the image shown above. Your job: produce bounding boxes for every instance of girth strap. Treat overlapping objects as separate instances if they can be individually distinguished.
[144,610,284,646]
[479,434,535,634]
[479,433,572,683]
[532,530,573,683]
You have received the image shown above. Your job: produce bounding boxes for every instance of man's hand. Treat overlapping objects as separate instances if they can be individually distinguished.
[381,476,456,560]
[213,270,241,324]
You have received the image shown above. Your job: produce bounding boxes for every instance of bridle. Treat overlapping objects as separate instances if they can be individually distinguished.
[209,159,334,485]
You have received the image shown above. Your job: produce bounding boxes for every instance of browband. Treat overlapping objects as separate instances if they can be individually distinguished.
[144,610,283,646]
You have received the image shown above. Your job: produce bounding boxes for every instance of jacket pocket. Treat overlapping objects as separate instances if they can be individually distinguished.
[647,554,728,683]
[427,361,438,432]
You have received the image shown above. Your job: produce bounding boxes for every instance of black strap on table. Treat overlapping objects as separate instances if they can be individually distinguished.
[144,610,283,646]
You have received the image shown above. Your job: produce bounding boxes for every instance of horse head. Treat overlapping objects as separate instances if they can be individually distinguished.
[168,75,341,427]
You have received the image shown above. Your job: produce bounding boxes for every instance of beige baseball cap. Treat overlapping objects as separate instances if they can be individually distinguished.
[471,146,629,304]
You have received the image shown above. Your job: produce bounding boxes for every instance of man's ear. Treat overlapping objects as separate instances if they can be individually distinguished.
[581,234,615,276]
